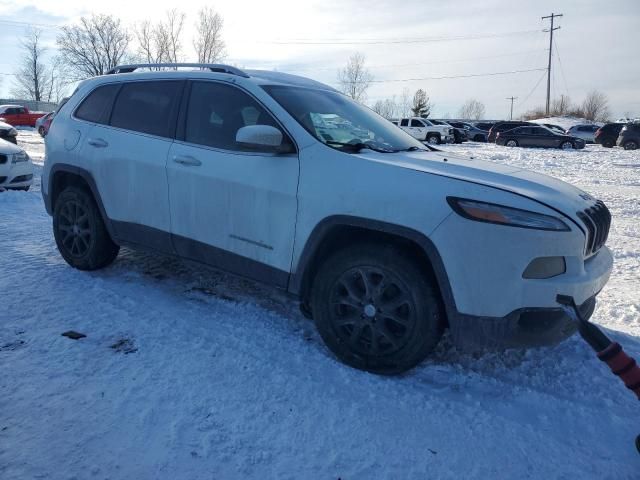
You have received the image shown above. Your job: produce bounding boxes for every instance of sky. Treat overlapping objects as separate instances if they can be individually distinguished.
[0,0,638,119]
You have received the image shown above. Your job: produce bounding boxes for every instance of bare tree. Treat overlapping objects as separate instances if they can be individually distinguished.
[372,97,397,119]
[134,10,185,67]
[398,87,412,118]
[551,94,571,116]
[458,99,485,120]
[582,90,610,122]
[411,89,432,117]
[57,14,130,79]
[194,6,226,63]
[337,52,373,103]
[12,28,50,101]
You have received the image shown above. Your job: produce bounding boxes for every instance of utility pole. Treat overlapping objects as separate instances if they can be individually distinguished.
[506,96,518,120]
[542,12,562,116]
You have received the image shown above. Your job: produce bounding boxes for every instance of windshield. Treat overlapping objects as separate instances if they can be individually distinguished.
[262,85,426,153]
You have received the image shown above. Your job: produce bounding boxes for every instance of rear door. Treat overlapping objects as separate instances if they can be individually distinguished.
[166,80,299,284]
[79,80,183,251]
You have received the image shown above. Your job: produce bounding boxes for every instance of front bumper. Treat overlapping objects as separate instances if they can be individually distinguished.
[0,159,34,189]
[449,295,596,350]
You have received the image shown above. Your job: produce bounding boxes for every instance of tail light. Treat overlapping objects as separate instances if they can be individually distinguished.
[496,132,501,138]
[595,129,602,137]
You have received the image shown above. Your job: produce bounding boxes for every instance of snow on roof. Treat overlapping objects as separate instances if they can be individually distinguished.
[529,116,604,130]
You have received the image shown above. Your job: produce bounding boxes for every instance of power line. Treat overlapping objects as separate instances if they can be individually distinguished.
[553,38,571,99]
[360,67,547,84]
[515,69,548,109]
[266,29,542,45]
[0,19,62,30]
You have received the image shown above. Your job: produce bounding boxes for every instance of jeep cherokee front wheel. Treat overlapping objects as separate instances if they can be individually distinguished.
[310,244,444,374]
[53,186,119,270]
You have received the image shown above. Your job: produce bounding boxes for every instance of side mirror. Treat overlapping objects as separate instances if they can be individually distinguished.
[236,125,284,152]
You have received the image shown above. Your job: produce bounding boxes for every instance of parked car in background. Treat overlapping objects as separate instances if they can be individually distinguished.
[474,121,497,131]
[449,121,488,142]
[398,117,454,144]
[0,140,33,191]
[0,120,18,144]
[616,123,640,150]
[542,124,566,135]
[0,105,47,127]
[431,119,467,143]
[566,124,599,143]
[595,123,625,148]
[496,126,585,150]
[36,112,54,136]
[42,62,613,374]
[487,121,533,142]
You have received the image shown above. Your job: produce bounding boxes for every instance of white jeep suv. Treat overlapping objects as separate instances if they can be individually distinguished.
[42,63,613,374]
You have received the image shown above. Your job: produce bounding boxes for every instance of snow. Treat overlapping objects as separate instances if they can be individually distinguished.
[1,131,639,479]
[528,116,603,131]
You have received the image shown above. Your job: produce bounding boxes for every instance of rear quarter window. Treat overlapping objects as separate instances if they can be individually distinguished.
[75,84,121,124]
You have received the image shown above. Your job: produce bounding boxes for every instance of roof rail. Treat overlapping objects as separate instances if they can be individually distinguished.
[106,63,250,78]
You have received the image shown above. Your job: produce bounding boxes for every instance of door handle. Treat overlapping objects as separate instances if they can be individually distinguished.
[88,138,108,148]
[173,155,202,167]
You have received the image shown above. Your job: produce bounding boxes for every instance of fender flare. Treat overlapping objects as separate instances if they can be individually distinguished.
[288,215,458,320]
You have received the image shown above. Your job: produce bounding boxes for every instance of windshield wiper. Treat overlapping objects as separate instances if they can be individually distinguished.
[324,140,395,153]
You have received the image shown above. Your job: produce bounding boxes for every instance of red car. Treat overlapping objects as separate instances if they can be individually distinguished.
[0,104,46,127]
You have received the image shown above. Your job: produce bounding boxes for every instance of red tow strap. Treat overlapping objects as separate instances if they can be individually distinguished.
[597,342,640,400]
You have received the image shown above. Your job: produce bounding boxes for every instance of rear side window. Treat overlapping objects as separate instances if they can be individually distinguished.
[110,81,182,137]
[184,81,288,152]
[75,84,120,124]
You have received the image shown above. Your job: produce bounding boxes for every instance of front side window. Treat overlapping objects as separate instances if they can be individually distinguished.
[110,81,182,137]
[410,119,424,127]
[400,119,409,127]
[75,84,121,124]
[263,85,425,153]
[184,81,289,152]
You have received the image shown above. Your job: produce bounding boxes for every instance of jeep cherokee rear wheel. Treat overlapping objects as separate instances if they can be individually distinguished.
[53,186,119,270]
[623,140,638,150]
[310,244,444,374]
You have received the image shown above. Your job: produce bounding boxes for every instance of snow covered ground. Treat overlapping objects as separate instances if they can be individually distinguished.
[1,131,639,479]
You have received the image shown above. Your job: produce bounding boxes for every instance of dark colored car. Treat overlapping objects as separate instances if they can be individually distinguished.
[0,120,18,144]
[496,126,586,150]
[449,121,488,142]
[616,123,640,150]
[594,123,624,148]
[487,121,533,142]
[542,123,566,135]
[431,119,467,143]
[474,121,497,131]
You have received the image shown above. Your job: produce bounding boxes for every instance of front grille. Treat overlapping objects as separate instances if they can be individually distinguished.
[10,174,33,183]
[0,154,7,164]
[577,201,611,256]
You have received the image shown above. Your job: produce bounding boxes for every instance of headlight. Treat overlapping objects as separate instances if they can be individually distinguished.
[447,197,570,231]
[11,151,29,164]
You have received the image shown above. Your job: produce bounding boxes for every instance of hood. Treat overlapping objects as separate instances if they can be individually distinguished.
[0,120,13,131]
[359,149,595,225]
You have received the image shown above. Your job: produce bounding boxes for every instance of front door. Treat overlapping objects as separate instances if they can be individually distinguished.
[167,81,299,286]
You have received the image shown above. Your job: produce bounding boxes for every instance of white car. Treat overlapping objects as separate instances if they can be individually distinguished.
[42,63,613,374]
[0,119,19,144]
[397,117,454,144]
[0,139,33,191]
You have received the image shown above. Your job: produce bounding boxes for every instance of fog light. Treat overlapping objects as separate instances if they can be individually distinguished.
[522,256,566,279]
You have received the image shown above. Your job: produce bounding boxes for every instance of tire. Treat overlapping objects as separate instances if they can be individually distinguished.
[310,244,444,374]
[426,134,440,145]
[602,141,613,148]
[473,134,486,142]
[38,126,45,136]
[560,141,574,150]
[623,140,638,150]
[53,186,119,270]
[505,140,518,147]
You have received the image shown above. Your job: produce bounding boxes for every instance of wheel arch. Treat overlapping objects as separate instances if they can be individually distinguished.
[47,164,116,240]
[289,215,456,325]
